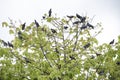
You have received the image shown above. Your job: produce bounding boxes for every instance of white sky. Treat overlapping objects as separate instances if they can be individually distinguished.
[0,0,120,44]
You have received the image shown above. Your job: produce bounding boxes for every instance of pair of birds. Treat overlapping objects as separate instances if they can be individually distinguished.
[2,40,14,48]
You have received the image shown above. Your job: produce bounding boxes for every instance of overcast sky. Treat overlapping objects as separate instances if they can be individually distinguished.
[0,0,120,44]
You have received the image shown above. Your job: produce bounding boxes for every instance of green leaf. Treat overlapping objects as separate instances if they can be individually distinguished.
[9,29,14,34]
[2,22,8,27]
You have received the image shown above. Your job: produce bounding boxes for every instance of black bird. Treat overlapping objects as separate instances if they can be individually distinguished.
[22,23,26,30]
[67,15,74,19]
[8,41,14,48]
[35,20,40,27]
[70,55,76,60]
[2,40,7,46]
[83,43,90,49]
[109,39,114,45]
[81,17,86,23]
[23,57,31,63]
[51,29,57,33]
[98,70,104,75]
[87,23,94,29]
[76,13,82,19]
[64,26,68,29]
[73,21,81,25]
[80,24,87,30]
[116,61,120,65]
[18,31,23,40]
[48,9,52,17]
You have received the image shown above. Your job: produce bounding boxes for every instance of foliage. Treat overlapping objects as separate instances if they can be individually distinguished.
[0,11,120,80]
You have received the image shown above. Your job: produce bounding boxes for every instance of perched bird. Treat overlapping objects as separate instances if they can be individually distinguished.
[73,21,81,25]
[8,41,14,48]
[81,24,87,30]
[76,13,82,20]
[35,20,40,27]
[18,31,23,40]
[22,23,26,30]
[87,23,94,29]
[48,8,52,17]
[64,26,68,29]
[98,70,104,75]
[83,43,90,49]
[51,29,57,33]
[96,53,101,56]
[23,57,31,63]
[109,39,114,45]
[70,55,76,60]
[116,61,120,65]
[81,17,86,23]
[2,40,7,46]
[67,15,74,19]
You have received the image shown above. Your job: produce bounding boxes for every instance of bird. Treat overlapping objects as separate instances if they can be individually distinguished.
[76,13,82,20]
[51,29,57,33]
[116,61,120,65]
[109,39,114,45]
[8,41,14,48]
[67,15,74,19]
[18,31,23,40]
[69,55,76,60]
[34,20,40,27]
[80,17,86,23]
[2,40,7,46]
[23,57,31,63]
[22,23,26,30]
[80,24,87,30]
[87,23,94,29]
[83,43,90,49]
[64,26,68,29]
[98,70,104,75]
[48,8,52,17]
[73,21,81,25]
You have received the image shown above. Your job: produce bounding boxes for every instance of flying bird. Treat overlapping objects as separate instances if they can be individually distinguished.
[22,23,26,30]
[8,41,14,48]
[48,9,52,17]
[35,20,40,27]
[83,43,90,49]
[87,23,94,29]
[109,39,114,45]
[51,29,57,33]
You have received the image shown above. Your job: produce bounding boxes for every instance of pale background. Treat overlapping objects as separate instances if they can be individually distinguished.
[0,0,120,44]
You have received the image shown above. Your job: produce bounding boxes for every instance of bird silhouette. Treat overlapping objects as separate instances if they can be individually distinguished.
[76,13,82,20]
[116,61,120,65]
[109,39,114,45]
[69,55,76,60]
[22,23,26,30]
[73,21,81,25]
[2,40,7,46]
[64,26,68,29]
[34,20,40,27]
[83,43,90,49]
[81,24,87,30]
[18,31,23,40]
[51,29,57,33]
[8,41,14,48]
[67,15,74,19]
[48,9,52,17]
[87,23,94,29]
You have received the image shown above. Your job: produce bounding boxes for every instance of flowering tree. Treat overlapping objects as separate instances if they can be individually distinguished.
[0,9,120,80]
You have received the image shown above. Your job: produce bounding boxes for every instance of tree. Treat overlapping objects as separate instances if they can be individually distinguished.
[0,10,120,80]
